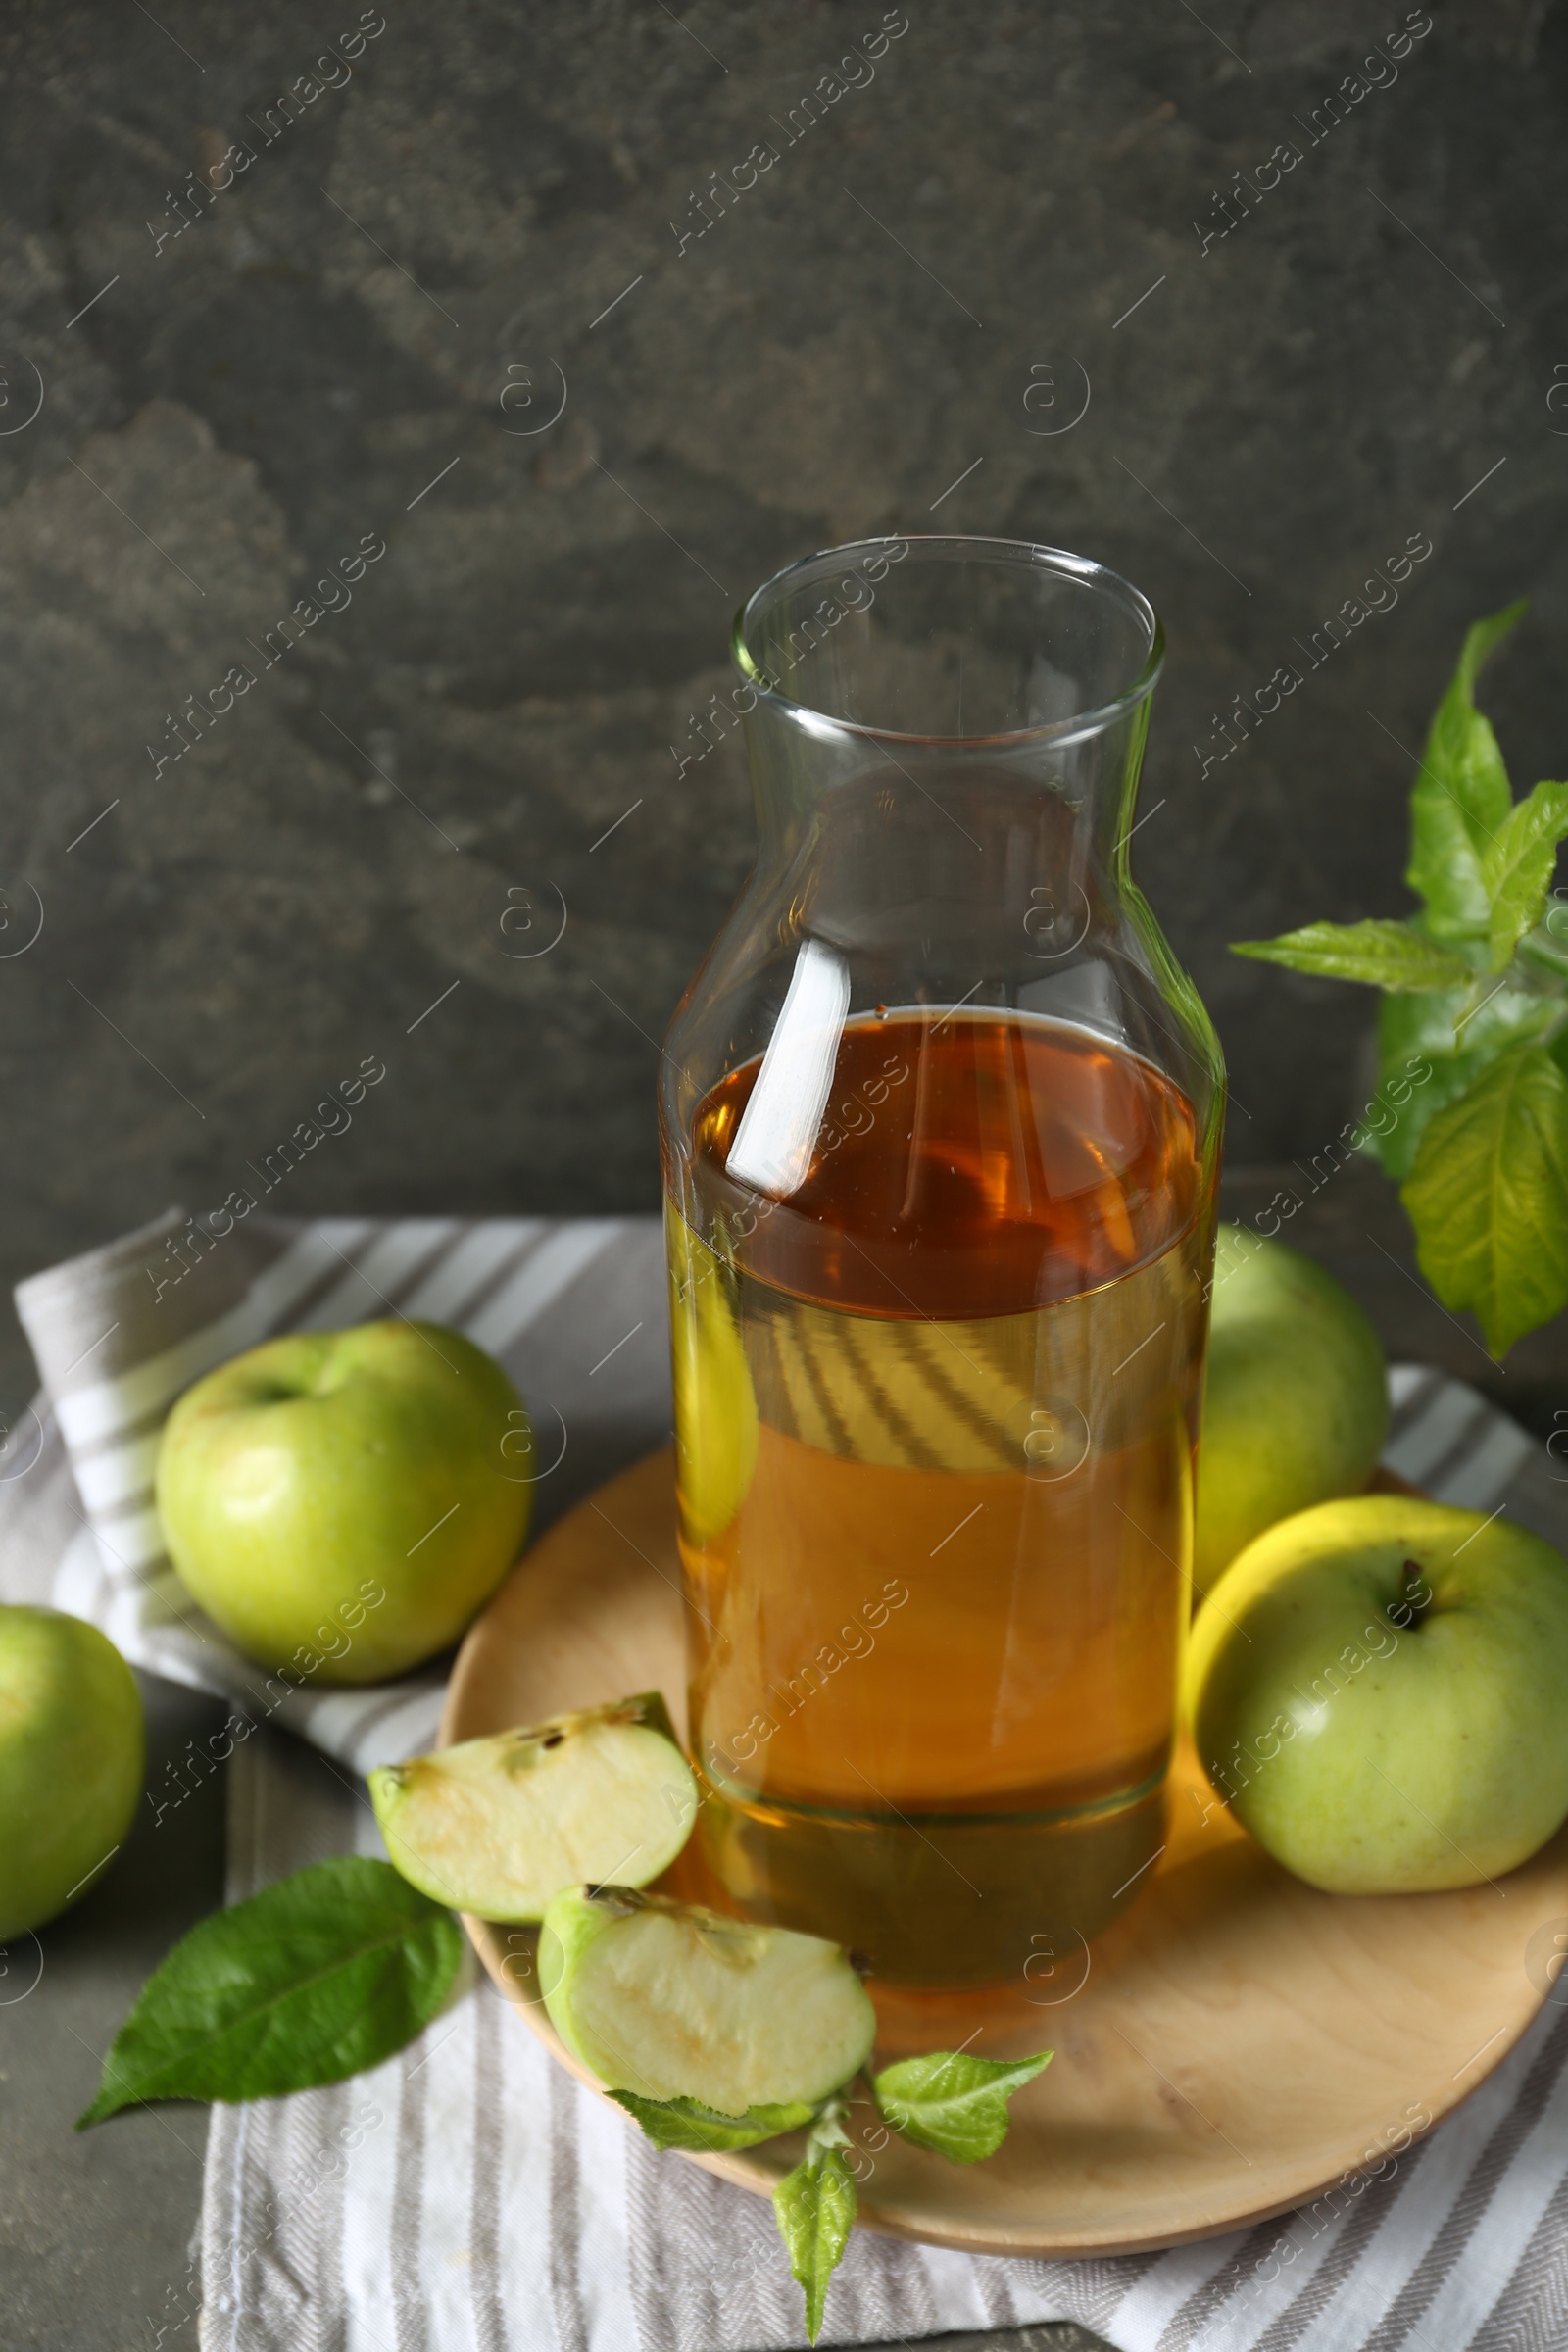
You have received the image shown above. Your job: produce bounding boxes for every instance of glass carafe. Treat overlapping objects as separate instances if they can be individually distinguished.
[660,535,1224,1992]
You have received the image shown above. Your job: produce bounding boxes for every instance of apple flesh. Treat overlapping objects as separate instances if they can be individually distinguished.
[0,1606,144,1937]
[157,1320,531,1684]
[1187,1494,1568,1892]
[370,1693,697,1920]
[1195,1227,1389,1600]
[540,1886,875,2114]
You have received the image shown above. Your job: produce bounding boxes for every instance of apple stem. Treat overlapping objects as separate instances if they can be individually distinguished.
[1386,1557,1431,1631]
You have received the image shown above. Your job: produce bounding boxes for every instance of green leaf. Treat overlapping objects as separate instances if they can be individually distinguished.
[611,2089,815,2152]
[1364,979,1558,1179]
[1407,601,1526,941]
[771,2132,858,2345]
[1482,779,1568,973]
[1231,921,1476,992]
[76,1857,463,2125]
[870,2048,1053,2164]
[1361,991,1465,1179]
[1517,920,1568,983]
[1401,1041,1568,1356]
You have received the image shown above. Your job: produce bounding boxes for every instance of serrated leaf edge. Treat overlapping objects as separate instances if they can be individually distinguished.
[869,2047,1053,2161]
[1231,921,1476,991]
[771,2114,858,2346]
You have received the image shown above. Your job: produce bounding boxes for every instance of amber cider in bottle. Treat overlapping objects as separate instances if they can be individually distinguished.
[670,1004,1212,1988]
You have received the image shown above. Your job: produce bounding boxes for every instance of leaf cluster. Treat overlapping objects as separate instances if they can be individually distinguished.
[76,1735,1052,2352]
[1232,603,1568,1355]
[77,1857,1050,2343]
[623,2046,1052,2342]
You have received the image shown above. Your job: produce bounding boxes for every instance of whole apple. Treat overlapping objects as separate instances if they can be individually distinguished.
[1187,1494,1568,1892]
[157,1320,531,1684]
[1195,1227,1389,1600]
[0,1606,144,1938]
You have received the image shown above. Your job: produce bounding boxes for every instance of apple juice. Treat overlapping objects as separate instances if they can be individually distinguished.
[667,1007,1214,1988]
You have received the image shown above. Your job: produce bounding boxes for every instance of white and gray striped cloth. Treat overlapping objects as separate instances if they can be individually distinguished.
[8,1206,1568,2352]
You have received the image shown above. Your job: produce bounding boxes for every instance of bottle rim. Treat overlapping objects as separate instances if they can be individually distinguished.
[732,533,1165,750]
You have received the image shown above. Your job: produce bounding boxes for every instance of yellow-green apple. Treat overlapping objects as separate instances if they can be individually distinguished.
[667,1207,758,1546]
[1195,1227,1389,1599]
[156,1320,530,1684]
[0,1606,143,1936]
[1187,1494,1568,1891]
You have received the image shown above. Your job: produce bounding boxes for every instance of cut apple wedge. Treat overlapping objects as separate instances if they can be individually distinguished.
[369,1693,696,1921]
[539,1886,876,2115]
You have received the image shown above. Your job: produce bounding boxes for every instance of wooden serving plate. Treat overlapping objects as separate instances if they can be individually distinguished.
[443,1449,1568,2258]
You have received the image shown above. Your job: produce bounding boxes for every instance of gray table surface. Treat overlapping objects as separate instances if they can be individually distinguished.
[5,1672,226,2352]
[9,1164,1562,2348]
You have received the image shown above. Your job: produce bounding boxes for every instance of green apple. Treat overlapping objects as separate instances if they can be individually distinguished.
[157,1320,531,1684]
[1187,1494,1568,1892]
[370,1692,697,1919]
[667,1206,758,1545]
[1195,1226,1389,1599]
[540,1886,875,2113]
[0,1606,143,1937]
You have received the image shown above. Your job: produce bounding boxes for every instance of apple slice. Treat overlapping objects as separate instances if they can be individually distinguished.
[539,1886,876,2116]
[369,1693,696,1921]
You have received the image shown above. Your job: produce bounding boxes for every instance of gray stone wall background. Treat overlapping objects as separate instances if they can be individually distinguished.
[0,0,1565,1414]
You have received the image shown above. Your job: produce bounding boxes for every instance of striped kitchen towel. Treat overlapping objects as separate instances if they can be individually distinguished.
[8,1205,675,1773]
[9,1204,1563,1779]
[184,1710,1568,2352]
[7,1207,1568,2351]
